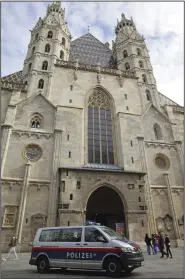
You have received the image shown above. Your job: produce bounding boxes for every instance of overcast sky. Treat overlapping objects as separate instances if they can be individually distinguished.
[1,2,184,106]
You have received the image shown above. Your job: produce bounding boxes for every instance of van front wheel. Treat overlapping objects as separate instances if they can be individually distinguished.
[106,257,122,278]
[37,256,49,273]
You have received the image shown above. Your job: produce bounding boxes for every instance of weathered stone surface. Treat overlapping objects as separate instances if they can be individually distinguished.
[1,3,184,252]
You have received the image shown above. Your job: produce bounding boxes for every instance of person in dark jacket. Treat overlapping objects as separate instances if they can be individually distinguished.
[165,234,172,258]
[2,236,18,261]
[158,233,167,258]
[151,234,158,254]
[145,233,152,255]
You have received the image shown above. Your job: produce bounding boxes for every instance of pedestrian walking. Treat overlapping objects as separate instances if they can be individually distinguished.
[145,233,152,255]
[165,234,172,258]
[2,236,18,261]
[158,233,167,258]
[151,234,158,254]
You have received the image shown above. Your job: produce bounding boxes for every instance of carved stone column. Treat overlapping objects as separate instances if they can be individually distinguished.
[1,125,12,176]
[47,129,63,226]
[175,141,184,176]
[27,71,37,98]
[137,137,157,234]
[16,162,32,244]
[136,83,144,113]
[163,173,181,241]
[46,72,54,99]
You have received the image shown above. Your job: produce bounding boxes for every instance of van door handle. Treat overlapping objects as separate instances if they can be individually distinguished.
[83,243,88,245]
[76,243,80,245]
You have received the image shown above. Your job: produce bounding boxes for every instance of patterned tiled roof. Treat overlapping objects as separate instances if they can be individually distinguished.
[1,70,23,84]
[158,92,180,107]
[69,33,116,68]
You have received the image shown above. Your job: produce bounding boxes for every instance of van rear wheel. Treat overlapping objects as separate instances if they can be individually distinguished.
[105,257,122,278]
[37,256,49,273]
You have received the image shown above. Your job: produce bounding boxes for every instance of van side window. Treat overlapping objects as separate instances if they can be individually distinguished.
[39,229,61,242]
[59,228,82,242]
[85,227,105,242]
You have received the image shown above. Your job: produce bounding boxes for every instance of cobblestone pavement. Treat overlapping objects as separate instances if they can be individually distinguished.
[1,248,183,278]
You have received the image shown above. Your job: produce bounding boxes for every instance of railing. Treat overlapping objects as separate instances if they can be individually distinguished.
[55,59,136,79]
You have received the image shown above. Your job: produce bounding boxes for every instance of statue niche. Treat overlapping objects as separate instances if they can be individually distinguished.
[164,214,173,231]
[156,214,173,233]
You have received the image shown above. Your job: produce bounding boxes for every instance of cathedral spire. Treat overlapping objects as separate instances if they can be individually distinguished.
[47,1,65,15]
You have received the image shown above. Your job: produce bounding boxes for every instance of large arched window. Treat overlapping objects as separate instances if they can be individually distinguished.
[146,89,152,102]
[62,37,66,46]
[153,123,163,140]
[30,113,43,129]
[123,50,128,58]
[137,48,142,56]
[125,63,130,70]
[88,88,114,164]
[45,44,50,53]
[47,30,53,38]
[60,50,64,59]
[142,74,147,83]
[139,60,144,68]
[42,61,48,70]
[38,79,44,89]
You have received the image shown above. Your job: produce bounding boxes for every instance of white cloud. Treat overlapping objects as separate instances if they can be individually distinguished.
[1,2,183,106]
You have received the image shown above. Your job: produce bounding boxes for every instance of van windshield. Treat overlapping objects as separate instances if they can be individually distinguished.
[101,227,126,241]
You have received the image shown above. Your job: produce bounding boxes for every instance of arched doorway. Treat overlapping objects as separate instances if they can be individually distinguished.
[86,186,126,235]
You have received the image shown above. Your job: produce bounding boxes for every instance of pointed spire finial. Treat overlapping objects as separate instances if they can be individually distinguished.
[121,13,126,20]
[87,25,90,33]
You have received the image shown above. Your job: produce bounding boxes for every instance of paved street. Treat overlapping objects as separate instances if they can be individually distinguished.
[1,248,183,278]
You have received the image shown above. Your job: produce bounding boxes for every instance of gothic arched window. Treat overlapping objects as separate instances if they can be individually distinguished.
[45,44,50,53]
[123,50,128,58]
[137,48,142,56]
[32,46,35,55]
[125,63,130,70]
[142,74,147,83]
[88,88,114,164]
[146,90,152,102]
[42,61,48,70]
[38,79,44,89]
[35,33,39,40]
[60,50,64,59]
[47,30,53,39]
[139,60,144,68]
[153,123,163,140]
[28,63,32,72]
[30,114,43,129]
[62,37,66,46]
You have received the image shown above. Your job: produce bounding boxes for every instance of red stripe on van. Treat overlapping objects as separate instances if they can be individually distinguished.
[32,247,122,253]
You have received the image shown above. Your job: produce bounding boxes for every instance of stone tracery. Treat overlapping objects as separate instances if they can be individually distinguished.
[88,88,111,108]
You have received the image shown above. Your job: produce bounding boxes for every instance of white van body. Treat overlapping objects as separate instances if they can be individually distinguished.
[29,225,144,277]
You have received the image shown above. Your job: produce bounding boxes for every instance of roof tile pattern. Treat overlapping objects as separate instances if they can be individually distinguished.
[1,70,23,84]
[69,33,115,68]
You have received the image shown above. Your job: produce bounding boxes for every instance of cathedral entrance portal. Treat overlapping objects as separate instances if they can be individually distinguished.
[86,186,126,235]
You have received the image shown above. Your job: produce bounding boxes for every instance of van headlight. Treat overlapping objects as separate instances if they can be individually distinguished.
[121,247,135,252]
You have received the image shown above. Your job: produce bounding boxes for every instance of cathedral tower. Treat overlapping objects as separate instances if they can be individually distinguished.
[22,1,71,98]
[114,13,161,109]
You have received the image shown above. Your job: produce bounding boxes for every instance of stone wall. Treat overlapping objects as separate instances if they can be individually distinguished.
[59,169,148,242]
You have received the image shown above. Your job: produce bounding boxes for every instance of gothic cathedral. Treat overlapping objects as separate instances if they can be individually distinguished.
[1,2,184,251]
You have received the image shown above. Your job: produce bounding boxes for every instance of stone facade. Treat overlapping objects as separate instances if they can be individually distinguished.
[1,2,184,251]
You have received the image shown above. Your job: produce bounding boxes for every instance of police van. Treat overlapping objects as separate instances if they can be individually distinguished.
[29,225,144,277]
